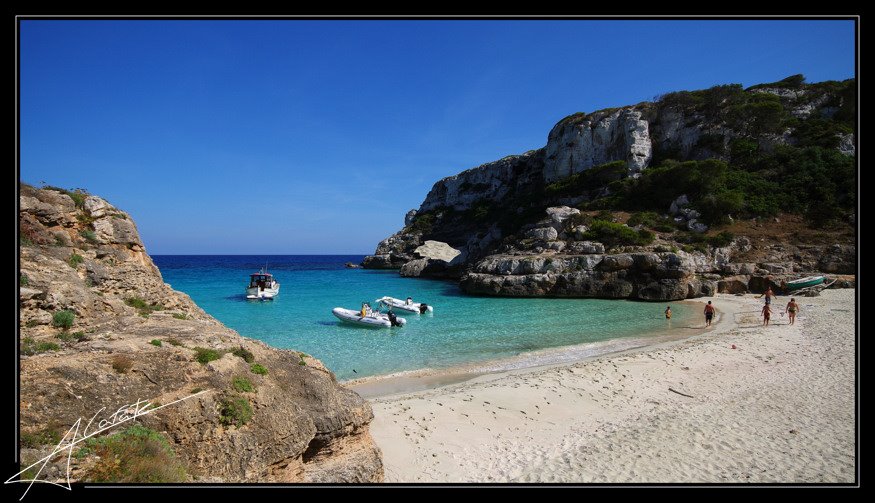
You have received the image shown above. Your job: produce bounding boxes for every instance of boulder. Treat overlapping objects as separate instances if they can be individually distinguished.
[568,241,604,254]
[687,220,708,233]
[669,194,690,215]
[525,227,558,241]
[571,225,590,240]
[637,280,689,301]
[547,241,566,252]
[718,275,750,294]
[92,216,142,246]
[361,254,401,269]
[400,258,429,277]
[546,206,581,225]
[598,254,634,272]
[84,196,112,218]
[413,240,462,263]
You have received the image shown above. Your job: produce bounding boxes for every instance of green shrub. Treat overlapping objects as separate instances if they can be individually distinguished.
[52,310,75,329]
[150,339,162,347]
[83,424,187,482]
[231,376,254,393]
[68,253,84,268]
[191,388,203,394]
[57,331,86,343]
[231,347,255,363]
[43,186,88,208]
[250,363,268,375]
[79,230,98,243]
[20,235,33,247]
[125,297,164,316]
[20,273,29,287]
[36,342,60,352]
[408,211,435,233]
[219,395,253,427]
[545,161,628,198]
[167,338,184,347]
[20,427,62,448]
[172,313,188,320]
[25,320,39,328]
[580,220,654,248]
[707,231,735,248]
[111,354,133,373]
[194,347,223,364]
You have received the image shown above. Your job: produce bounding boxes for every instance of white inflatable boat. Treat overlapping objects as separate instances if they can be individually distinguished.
[331,307,407,328]
[376,296,433,314]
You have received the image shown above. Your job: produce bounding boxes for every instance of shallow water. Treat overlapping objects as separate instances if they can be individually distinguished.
[154,255,697,380]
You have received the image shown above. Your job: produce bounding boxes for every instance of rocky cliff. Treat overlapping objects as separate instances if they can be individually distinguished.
[18,184,383,483]
[363,75,856,300]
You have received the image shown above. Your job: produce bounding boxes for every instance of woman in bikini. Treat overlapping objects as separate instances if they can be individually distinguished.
[785,298,800,325]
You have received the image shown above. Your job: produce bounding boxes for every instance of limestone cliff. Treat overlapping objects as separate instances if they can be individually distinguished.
[362,76,856,300]
[18,184,383,483]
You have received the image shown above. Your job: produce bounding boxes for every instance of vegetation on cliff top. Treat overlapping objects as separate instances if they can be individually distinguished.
[83,424,188,482]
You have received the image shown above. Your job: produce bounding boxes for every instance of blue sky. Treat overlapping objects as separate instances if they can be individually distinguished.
[20,19,855,254]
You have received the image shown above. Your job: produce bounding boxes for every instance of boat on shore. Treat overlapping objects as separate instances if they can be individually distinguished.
[332,307,406,328]
[376,296,433,314]
[786,275,825,291]
[246,268,280,300]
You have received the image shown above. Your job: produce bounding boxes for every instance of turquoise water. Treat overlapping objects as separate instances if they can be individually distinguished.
[153,255,697,380]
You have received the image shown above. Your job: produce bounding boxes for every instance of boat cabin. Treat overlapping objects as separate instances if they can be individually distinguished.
[249,273,273,289]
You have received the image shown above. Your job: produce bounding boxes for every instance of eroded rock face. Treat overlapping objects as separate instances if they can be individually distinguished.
[18,184,383,483]
[461,251,712,301]
[418,150,545,212]
[543,107,653,183]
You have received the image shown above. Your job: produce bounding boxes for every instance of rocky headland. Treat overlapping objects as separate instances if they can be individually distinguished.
[363,75,856,300]
[18,184,383,483]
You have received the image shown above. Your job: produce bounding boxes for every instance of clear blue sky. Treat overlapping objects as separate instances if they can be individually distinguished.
[20,19,855,254]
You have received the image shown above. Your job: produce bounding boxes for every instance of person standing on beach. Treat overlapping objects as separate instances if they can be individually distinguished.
[665,306,672,319]
[785,298,800,325]
[758,286,777,306]
[703,301,715,327]
[762,303,772,326]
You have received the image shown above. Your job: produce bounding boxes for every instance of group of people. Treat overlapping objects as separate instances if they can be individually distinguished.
[758,287,800,326]
[662,285,800,328]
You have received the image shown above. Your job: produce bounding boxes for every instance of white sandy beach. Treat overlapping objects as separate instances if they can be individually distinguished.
[360,289,856,483]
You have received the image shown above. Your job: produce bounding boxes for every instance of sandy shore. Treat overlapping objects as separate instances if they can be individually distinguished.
[363,289,856,483]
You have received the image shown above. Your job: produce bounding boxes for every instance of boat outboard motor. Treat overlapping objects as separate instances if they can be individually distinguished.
[387,311,401,327]
[419,303,428,314]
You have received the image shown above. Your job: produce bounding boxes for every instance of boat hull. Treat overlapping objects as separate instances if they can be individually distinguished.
[786,276,825,290]
[376,296,433,314]
[332,308,406,328]
[246,283,280,299]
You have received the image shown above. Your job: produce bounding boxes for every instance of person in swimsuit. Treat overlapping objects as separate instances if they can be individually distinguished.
[758,286,776,305]
[761,303,772,326]
[704,301,715,327]
[785,298,800,325]
[665,306,672,319]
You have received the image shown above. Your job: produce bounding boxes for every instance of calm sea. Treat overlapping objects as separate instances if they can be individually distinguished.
[153,255,696,380]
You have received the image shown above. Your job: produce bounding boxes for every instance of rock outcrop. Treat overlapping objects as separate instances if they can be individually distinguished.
[18,184,383,483]
[461,251,716,301]
[362,77,855,300]
[543,108,652,183]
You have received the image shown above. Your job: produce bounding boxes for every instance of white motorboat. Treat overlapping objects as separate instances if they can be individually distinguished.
[376,296,433,314]
[332,307,406,328]
[246,268,280,300]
